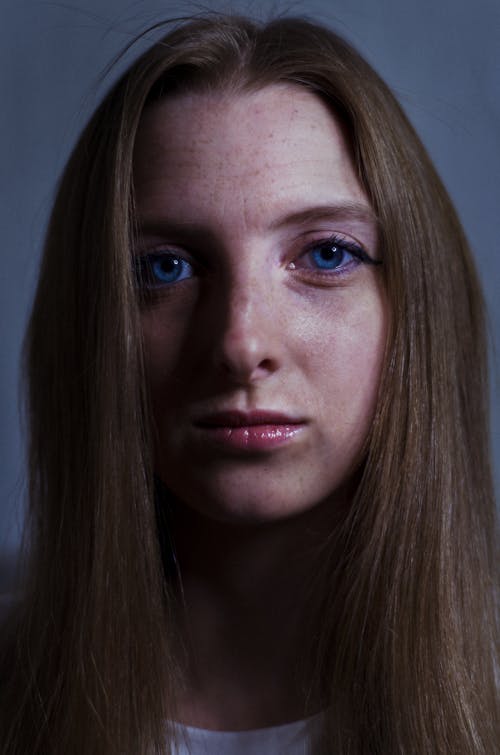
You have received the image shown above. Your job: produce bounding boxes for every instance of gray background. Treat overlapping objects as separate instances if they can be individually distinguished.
[1,0,499,590]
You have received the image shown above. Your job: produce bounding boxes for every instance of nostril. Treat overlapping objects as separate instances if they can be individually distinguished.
[213,328,280,384]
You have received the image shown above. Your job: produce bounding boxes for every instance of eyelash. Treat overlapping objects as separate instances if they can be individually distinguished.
[133,234,380,292]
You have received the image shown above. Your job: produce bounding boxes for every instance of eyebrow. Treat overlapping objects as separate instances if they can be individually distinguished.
[135,218,217,244]
[134,201,378,241]
[269,202,379,230]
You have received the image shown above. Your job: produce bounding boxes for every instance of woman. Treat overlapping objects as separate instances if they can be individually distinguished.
[0,14,497,754]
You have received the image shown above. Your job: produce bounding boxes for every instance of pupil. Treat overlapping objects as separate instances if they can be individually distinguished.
[162,258,177,273]
[322,246,337,260]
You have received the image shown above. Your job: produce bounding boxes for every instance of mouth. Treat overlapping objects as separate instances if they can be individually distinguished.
[192,410,307,452]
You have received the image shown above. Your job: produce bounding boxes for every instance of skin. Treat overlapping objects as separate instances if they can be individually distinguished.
[133,85,388,729]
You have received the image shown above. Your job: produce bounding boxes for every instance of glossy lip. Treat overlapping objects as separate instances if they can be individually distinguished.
[193,410,307,452]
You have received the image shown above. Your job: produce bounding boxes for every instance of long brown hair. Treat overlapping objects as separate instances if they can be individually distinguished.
[1,14,497,754]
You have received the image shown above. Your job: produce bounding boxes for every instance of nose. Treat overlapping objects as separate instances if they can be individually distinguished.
[209,269,281,385]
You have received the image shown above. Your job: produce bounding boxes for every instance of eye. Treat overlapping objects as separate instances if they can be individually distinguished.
[133,251,195,289]
[289,234,380,278]
[309,241,354,270]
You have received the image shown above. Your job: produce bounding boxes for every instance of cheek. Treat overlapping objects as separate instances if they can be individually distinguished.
[141,293,196,390]
[303,285,388,437]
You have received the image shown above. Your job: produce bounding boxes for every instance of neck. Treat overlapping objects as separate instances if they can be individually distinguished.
[167,494,348,731]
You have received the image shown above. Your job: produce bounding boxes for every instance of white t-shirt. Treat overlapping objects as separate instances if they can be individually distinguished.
[170,713,323,754]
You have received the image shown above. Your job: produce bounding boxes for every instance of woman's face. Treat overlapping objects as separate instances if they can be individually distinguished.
[133,84,388,523]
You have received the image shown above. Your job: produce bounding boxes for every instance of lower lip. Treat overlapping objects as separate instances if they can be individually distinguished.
[195,424,305,451]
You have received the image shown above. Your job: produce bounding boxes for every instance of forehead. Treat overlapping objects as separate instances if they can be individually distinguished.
[133,84,369,229]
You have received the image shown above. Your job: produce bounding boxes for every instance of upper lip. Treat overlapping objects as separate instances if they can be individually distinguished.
[194,410,306,427]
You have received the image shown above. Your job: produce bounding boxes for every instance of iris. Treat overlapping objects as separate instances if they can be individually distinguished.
[135,252,194,289]
[309,242,351,270]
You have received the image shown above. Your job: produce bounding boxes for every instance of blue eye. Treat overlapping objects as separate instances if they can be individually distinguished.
[296,235,379,276]
[134,251,194,289]
[308,242,355,270]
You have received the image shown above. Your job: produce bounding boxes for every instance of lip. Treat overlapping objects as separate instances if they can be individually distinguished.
[193,410,307,451]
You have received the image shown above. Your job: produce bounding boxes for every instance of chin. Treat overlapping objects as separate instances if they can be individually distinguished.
[158,466,359,527]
